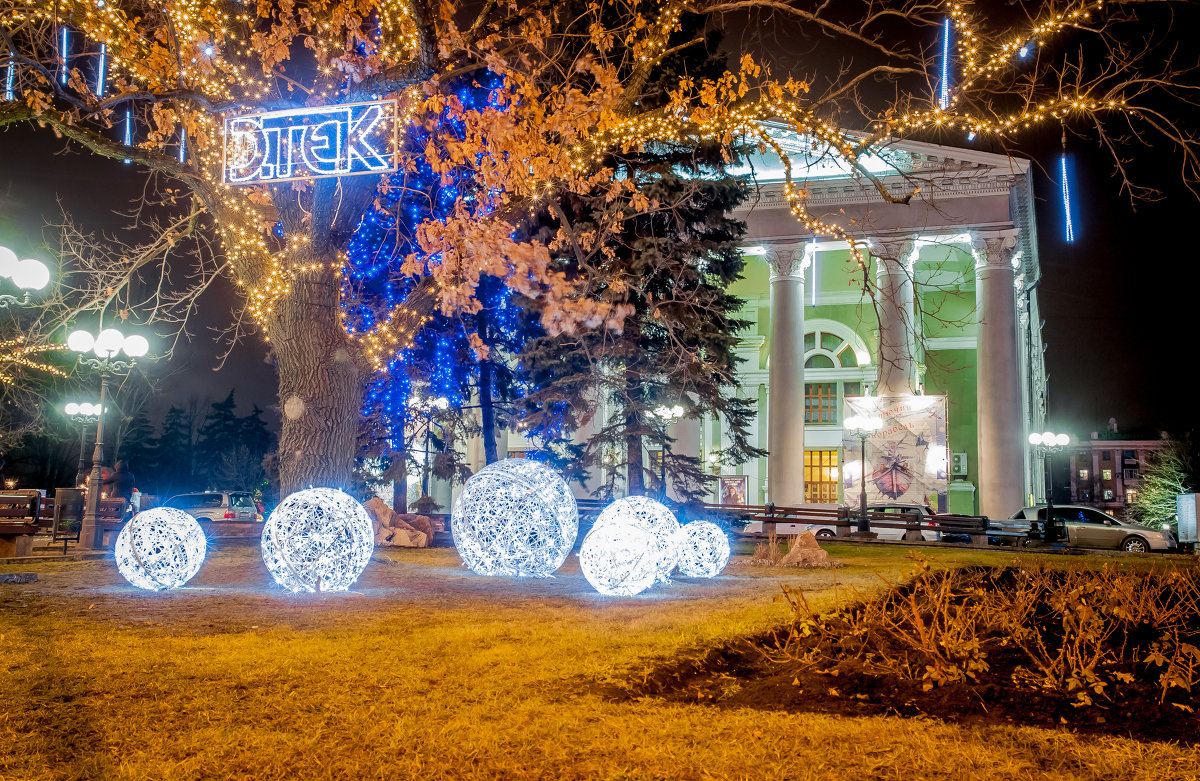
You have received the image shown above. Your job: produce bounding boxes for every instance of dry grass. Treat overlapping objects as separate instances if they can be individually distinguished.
[2,543,1199,780]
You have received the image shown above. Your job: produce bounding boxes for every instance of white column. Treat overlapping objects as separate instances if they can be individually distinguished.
[972,229,1024,518]
[766,243,807,506]
[872,236,917,396]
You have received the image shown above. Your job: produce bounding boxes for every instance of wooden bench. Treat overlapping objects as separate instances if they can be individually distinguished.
[0,494,42,557]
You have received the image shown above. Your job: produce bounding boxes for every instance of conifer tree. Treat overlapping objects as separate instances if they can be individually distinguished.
[526,14,763,500]
[116,407,156,487]
[155,405,195,497]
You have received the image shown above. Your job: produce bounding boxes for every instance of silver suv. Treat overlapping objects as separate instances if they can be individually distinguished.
[164,491,260,523]
[1009,505,1176,553]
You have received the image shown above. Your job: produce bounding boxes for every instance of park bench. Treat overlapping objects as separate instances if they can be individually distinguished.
[0,493,42,557]
[36,493,126,550]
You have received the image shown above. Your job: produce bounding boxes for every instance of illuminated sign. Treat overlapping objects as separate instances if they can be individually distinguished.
[223,100,398,184]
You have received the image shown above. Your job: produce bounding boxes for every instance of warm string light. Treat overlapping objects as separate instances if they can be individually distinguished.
[0,337,70,386]
[878,0,1120,140]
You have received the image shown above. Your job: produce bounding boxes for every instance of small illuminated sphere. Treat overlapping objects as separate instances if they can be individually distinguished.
[261,488,374,593]
[66,329,95,353]
[94,328,124,358]
[578,522,658,596]
[675,521,731,578]
[0,245,17,276]
[592,496,681,582]
[114,508,207,591]
[452,458,578,577]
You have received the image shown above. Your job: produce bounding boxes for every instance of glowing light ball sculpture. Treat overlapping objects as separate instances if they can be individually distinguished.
[114,508,207,591]
[578,522,658,596]
[675,521,731,578]
[261,488,374,593]
[591,496,681,582]
[452,458,578,577]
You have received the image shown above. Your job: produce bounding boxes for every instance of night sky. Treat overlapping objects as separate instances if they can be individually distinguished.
[1,101,1197,440]
[0,125,279,426]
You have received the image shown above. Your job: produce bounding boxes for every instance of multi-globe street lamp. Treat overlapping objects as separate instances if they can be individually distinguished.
[410,394,449,502]
[1029,430,1072,546]
[844,414,883,536]
[66,327,150,549]
[0,244,51,307]
[63,401,104,488]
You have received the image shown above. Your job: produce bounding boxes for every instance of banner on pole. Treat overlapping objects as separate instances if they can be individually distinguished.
[842,395,950,512]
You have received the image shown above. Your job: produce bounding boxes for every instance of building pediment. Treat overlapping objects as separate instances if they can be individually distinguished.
[735,123,1029,207]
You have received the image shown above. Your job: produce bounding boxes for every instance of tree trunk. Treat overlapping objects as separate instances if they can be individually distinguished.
[479,361,499,465]
[626,414,645,496]
[267,262,366,495]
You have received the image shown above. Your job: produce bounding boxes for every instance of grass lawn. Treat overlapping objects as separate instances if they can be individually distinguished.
[2,542,1198,780]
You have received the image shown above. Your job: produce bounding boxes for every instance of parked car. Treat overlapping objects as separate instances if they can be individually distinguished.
[164,491,261,523]
[745,502,939,541]
[1008,505,1177,553]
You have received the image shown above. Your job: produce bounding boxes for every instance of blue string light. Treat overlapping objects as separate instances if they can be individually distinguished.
[178,125,186,164]
[345,71,573,464]
[939,18,952,110]
[3,60,13,102]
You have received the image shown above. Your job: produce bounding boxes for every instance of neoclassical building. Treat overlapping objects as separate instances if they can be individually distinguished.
[440,129,1048,520]
[678,128,1048,519]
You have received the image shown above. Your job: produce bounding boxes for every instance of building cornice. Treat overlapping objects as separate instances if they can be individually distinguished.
[738,172,1021,212]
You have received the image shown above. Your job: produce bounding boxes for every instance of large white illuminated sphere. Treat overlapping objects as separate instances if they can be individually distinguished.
[261,488,374,593]
[114,508,207,591]
[451,458,578,577]
[592,496,681,582]
[578,522,658,596]
[675,520,731,578]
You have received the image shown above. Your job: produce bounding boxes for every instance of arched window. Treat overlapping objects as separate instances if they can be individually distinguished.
[804,329,861,369]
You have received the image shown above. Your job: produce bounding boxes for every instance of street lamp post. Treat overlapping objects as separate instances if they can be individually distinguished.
[410,395,449,503]
[647,404,684,501]
[1028,430,1071,547]
[66,327,149,549]
[63,402,104,487]
[0,245,51,307]
[844,414,883,537]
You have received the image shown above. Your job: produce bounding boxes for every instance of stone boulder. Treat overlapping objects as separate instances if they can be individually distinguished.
[778,531,836,568]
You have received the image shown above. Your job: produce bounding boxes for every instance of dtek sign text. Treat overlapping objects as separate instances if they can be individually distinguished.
[223,100,398,184]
